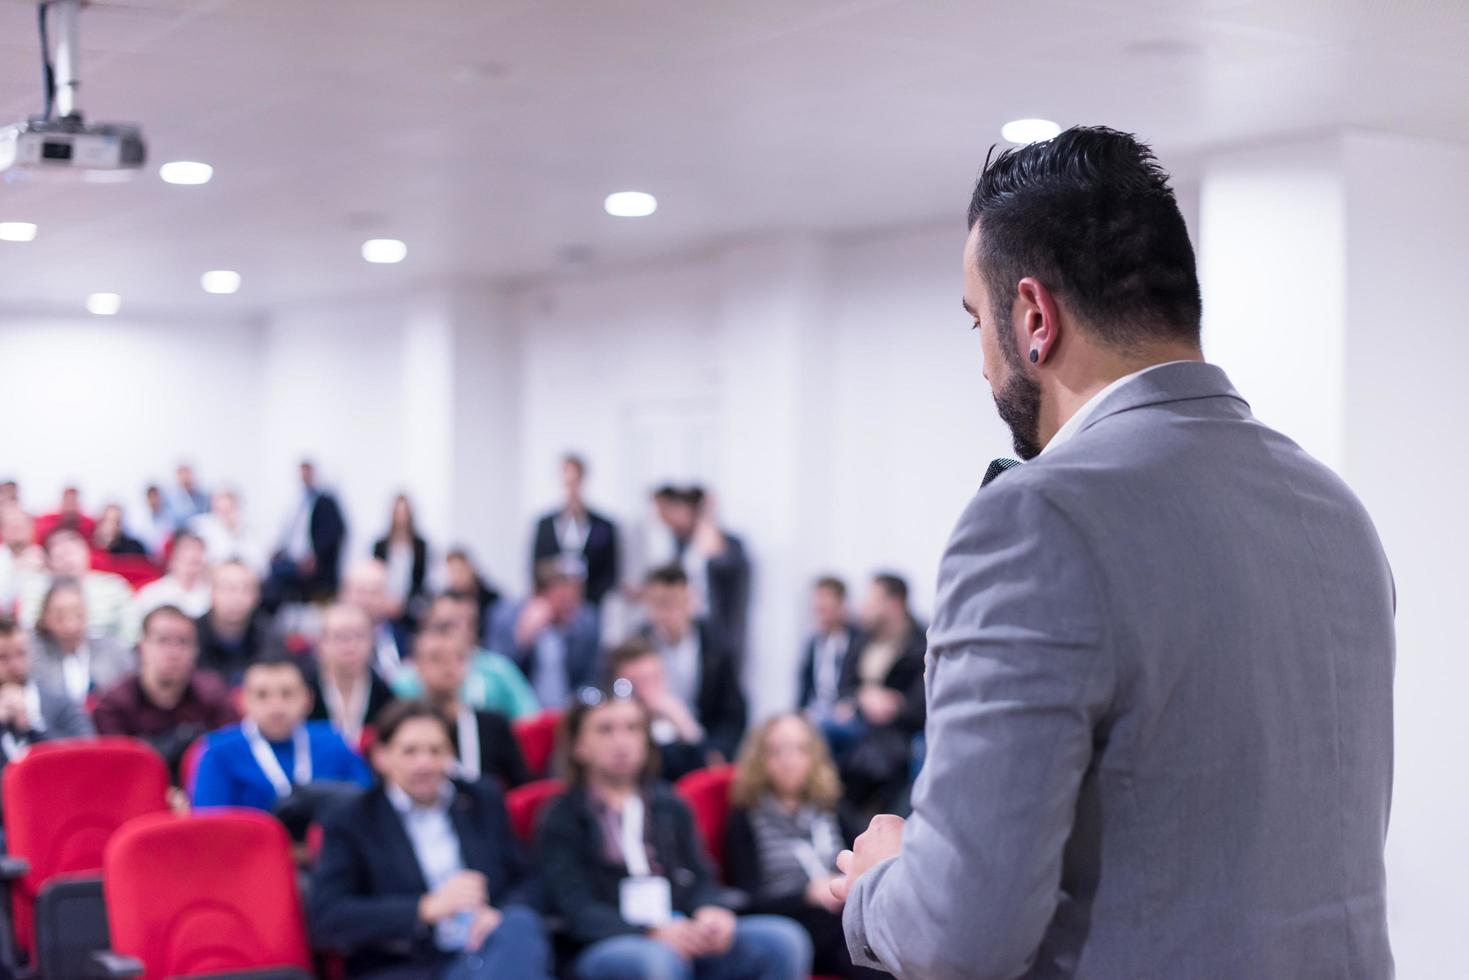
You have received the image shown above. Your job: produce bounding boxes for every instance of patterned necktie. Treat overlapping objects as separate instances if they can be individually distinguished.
[981,457,1021,488]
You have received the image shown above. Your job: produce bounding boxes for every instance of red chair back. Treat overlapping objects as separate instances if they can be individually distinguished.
[505,778,565,846]
[103,809,312,980]
[512,709,562,778]
[179,734,209,796]
[2,738,171,960]
[675,764,737,879]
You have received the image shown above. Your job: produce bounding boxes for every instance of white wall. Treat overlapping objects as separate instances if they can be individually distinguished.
[0,315,266,524]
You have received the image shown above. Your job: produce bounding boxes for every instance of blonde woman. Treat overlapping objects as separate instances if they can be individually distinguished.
[727,714,883,979]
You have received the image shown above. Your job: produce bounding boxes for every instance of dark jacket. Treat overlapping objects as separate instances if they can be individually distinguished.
[195,608,280,686]
[371,534,428,611]
[537,782,723,949]
[638,619,747,762]
[531,509,620,606]
[676,532,751,661]
[309,491,346,599]
[796,623,867,712]
[309,779,538,976]
[452,709,531,789]
[837,616,928,734]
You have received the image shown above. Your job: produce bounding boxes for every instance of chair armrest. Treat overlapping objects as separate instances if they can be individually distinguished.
[89,951,145,978]
[0,855,29,880]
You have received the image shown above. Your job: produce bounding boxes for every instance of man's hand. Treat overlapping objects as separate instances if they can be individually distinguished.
[830,814,905,904]
[857,685,903,726]
[515,596,556,647]
[692,905,737,955]
[417,870,488,924]
[806,874,845,913]
[650,919,706,959]
[466,906,504,951]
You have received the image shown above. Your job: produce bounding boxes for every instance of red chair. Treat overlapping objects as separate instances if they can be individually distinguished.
[99,810,313,980]
[674,764,737,880]
[178,734,210,797]
[512,709,562,778]
[1,738,171,974]
[505,778,565,846]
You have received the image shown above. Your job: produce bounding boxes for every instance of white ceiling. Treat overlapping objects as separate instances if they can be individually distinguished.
[1,0,1467,319]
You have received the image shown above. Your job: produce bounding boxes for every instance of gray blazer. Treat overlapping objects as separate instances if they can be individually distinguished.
[29,635,135,705]
[845,362,1394,979]
[31,682,95,740]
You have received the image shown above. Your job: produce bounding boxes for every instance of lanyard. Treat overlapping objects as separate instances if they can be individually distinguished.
[324,675,369,743]
[242,720,311,797]
[619,794,653,877]
[455,707,481,781]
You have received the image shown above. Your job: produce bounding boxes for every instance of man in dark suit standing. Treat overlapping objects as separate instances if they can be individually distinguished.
[638,565,746,763]
[530,454,619,608]
[796,576,865,719]
[833,127,1395,979]
[270,460,346,605]
[310,699,552,979]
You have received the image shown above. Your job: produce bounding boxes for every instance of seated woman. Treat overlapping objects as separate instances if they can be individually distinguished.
[310,699,553,979]
[538,684,812,980]
[192,653,373,815]
[726,714,884,979]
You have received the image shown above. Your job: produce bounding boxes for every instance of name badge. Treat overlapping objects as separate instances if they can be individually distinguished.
[619,875,673,927]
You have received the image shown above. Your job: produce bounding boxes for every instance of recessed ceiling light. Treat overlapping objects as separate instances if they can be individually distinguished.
[361,238,407,264]
[86,292,121,316]
[159,161,214,185]
[604,191,657,218]
[0,222,37,242]
[1001,118,1062,145]
[201,270,242,294]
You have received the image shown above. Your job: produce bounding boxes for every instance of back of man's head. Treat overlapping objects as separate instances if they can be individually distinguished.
[967,126,1201,352]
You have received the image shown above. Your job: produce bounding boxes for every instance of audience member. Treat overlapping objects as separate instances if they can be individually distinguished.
[341,558,411,680]
[727,714,881,979]
[396,593,539,722]
[191,488,268,572]
[530,454,620,607]
[538,687,811,980]
[17,528,131,641]
[639,565,747,762]
[92,604,239,773]
[830,574,927,814]
[270,460,347,604]
[651,486,751,660]
[443,548,500,644]
[309,603,396,746]
[0,481,16,506]
[192,654,371,813]
[133,484,175,560]
[0,502,43,610]
[30,577,134,705]
[607,639,712,781]
[34,485,96,543]
[310,700,553,979]
[167,463,210,529]
[489,557,601,710]
[127,530,211,641]
[373,493,429,632]
[195,560,278,685]
[796,577,864,720]
[0,616,95,774]
[91,503,149,556]
[411,622,529,789]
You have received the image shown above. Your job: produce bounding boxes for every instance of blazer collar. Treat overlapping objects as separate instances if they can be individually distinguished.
[1077,361,1247,438]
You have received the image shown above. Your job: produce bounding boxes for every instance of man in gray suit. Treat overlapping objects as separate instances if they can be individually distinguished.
[0,616,94,767]
[832,127,1395,979]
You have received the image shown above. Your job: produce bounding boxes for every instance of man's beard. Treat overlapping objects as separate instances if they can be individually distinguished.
[993,368,1043,461]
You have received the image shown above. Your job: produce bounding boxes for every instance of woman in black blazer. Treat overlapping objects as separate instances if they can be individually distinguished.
[725,714,885,979]
[373,494,428,632]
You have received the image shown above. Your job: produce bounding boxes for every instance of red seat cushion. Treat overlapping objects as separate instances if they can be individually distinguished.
[505,778,566,846]
[512,709,562,778]
[675,764,737,880]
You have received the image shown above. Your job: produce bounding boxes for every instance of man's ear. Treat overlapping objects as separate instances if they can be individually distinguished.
[1015,277,1062,364]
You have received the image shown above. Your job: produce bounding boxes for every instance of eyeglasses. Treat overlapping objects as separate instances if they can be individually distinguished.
[575,678,634,707]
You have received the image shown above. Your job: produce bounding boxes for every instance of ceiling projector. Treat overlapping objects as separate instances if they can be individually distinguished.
[0,0,146,179]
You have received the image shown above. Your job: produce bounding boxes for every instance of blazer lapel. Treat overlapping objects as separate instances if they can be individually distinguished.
[374,791,431,893]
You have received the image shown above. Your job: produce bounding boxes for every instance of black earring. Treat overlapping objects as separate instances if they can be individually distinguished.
[1029,348,1039,363]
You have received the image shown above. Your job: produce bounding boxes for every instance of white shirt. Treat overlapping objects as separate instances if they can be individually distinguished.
[60,644,92,703]
[658,628,701,708]
[385,539,415,603]
[385,781,469,951]
[1042,362,1193,456]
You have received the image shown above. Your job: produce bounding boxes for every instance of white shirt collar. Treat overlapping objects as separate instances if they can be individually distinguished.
[385,778,455,816]
[1041,361,1192,456]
